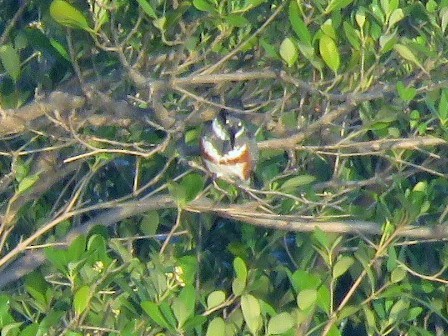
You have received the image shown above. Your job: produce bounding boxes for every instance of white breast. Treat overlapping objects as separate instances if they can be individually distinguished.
[203,159,247,181]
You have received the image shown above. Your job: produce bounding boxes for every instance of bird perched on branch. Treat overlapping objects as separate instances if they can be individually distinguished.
[200,110,258,184]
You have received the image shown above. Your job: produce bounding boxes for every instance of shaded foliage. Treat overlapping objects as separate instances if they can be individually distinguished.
[0,0,448,335]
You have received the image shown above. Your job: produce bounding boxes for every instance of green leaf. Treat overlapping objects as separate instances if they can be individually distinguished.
[25,272,49,308]
[297,289,317,310]
[438,89,448,122]
[140,211,160,236]
[233,257,247,283]
[15,158,29,182]
[159,301,177,330]
[320,19,337,40]
[325,0,354,14]
[206,317,225,336]
[241,294,261,334]
[355,9,366,29]
[49,38,70,61]
[288,2,311,45]
[333,256,354,278]
[17,174,39,193]
[181,173,205,202]
[183,315,207,331]
[317,284,331,314]
[407,307,423,321]
[178,255,198,285]
[391,267,407,283]
[20,323,39,336]
[343,22,360,49]
[279,37,298,67]
[280,175,315,192]
[0,44,21,83]
[172,298,189,327]
[226,15,249,28]
[66,332,83,336]
[396,81,417,102]
[168,181,187,207]
[179,285,195,324]
[141,301,170,329]
[312,227,330,251]
[73,285,91,315]
[193,0,215,12]
[49,0,93,32]
[232,277,246,296]
[338,305,360,320]
[136,0,157,19]
[67,234,86,261]
[388,299,409,323]
[440,7,448,33]
[207,291,226,309]
[267,312,294,334]
[319,34,340,73]
[260,38,279,59]
[379,33,398,53]
[393,44,423,70]
[388,8,404,28]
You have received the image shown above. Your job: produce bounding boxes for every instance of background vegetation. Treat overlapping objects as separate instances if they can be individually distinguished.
[0,0,448,335]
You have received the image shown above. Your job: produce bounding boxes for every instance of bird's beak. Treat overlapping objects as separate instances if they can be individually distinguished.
[229,125,239,149]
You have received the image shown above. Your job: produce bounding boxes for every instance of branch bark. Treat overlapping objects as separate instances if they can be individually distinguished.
[1,194,447,290]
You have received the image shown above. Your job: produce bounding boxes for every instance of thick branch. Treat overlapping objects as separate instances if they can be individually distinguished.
[1,194,447,289]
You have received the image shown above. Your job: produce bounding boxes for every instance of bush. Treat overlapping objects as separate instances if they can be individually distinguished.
[0,0,447,335]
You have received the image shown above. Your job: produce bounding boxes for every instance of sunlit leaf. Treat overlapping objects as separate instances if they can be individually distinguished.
[339,305,360,320]
[73,285,91,315]
[438,89,448,122]
[333,256,354,278]
[193,0,215,12]
[17,174,39,193]
[289,1,311,45]
[267,312,294,334]
[226,15,249,27]
[297,289,317,310]
[396,81,417,102]
[20,323,39,336]
[206,317,225,336]
[141,301,170,329]
[393,44,423,70]
[355,9,366,29]
[136,0,157,19]
[207,291,226,309]
[440,7,448,33]
[280,175,316,192]
[388,299,409,323]
[172,298,189,327]
[241,294,261,334]
[391,267,407,283]
[325,0,354,14]
[319,34,340,73]
[50,0,93,32]
[232,277,246,296]
[0,44,21,83]
[279,37,298,67]
[343,22,361,49]
[388,8,404,28]
[49,38,70,61]
[233,257,247,283]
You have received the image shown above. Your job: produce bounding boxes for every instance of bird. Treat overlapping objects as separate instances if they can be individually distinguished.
[200,110,258,184]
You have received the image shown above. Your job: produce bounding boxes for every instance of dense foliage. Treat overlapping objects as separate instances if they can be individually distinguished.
[1,0,448,335]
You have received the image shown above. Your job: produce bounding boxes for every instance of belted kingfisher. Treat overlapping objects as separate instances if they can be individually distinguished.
[200,110,258,183]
